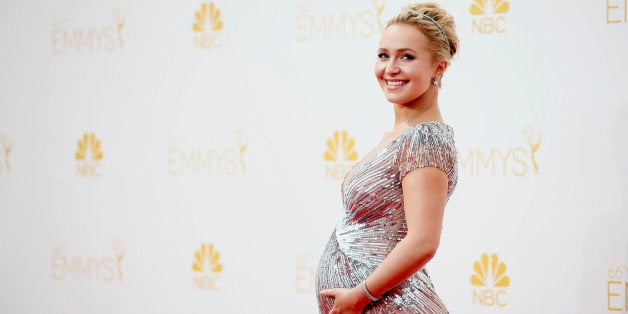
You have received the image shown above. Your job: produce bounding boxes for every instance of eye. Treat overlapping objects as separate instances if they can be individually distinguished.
[377,53,389,59]
[400,54,415,61]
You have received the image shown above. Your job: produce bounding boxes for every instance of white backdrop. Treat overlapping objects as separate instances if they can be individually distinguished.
[1,0,627,313]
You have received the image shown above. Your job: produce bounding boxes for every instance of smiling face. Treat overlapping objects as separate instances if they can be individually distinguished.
[375,23,444,107]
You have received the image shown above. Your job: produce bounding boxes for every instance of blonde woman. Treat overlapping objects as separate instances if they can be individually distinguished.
[316,3,459,313]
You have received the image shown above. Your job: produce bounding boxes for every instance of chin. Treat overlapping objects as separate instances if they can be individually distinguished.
[384,94,415,105]
[391,96,424,107]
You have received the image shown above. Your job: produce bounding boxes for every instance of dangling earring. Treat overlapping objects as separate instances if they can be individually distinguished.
[432,78,439,86]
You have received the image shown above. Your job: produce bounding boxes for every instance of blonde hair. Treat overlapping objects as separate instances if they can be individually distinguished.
[387,2,459,63]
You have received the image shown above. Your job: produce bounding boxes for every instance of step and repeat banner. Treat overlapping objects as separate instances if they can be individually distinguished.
[0,0,627,313]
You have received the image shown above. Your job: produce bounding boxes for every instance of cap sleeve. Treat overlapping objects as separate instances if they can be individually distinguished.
[397,124,458,187]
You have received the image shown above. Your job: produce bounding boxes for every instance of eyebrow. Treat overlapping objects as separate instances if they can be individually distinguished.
[377,48,417,53]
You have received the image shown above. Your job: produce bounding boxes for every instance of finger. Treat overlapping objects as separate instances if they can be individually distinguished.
[319,288,336,297]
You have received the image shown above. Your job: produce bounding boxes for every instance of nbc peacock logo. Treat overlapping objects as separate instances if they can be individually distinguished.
[193,2,223,49]
[470,0,510,34]
[192,243,223,290]
[0,134,12,174]
[323,130,358,180]
[75,133,103,177]
[471,253,510,307]
[324,130,358,162]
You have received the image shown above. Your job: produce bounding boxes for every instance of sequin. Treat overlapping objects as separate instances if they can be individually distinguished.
[316,121,458,314]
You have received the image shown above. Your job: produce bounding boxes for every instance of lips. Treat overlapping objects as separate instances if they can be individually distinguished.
[385,80,409,87]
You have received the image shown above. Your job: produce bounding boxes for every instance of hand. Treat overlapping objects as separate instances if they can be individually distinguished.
[319,285,371,314]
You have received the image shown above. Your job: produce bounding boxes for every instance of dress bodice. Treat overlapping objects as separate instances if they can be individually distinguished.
[335,121,458,265]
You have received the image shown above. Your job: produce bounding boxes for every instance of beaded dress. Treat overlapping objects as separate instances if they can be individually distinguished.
[315,121,458,314]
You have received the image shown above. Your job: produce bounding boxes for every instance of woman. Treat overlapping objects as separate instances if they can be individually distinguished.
[316,3,459,313]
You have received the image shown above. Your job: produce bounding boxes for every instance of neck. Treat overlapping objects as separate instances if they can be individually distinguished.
[391,90,443,133]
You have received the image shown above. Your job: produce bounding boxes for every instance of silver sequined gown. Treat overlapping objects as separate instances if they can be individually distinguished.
[316,121,458,314]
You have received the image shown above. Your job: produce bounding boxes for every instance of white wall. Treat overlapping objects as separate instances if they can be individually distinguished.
[0,0,627,313]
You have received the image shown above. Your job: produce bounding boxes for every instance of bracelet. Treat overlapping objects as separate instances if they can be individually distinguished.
[362,281,380,302]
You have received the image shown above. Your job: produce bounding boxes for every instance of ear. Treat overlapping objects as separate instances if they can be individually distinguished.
[434,60,448,77]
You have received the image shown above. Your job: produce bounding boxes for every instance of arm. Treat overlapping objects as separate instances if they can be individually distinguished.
[320,166,448,312]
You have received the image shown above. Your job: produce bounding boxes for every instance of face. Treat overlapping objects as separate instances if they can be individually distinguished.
[375,23,444,106]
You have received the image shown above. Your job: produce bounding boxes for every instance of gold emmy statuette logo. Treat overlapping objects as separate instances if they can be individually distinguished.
[522,125,541,175]
[324,130,358,180]
[471,253,510,307]
[0,134,12,174]
[192,243,223,290]
[607,265,628,311]
[296,0,386,42]
[52,8,125,54]
[76,133,103,177]
[458,125,541,177]
[470,0,509,34]
[295,255,316,293]
[606,0,628,24]
[193,2,223,49]
[167,130,248,176]
[234,129,248,172]
[51,239,125,283]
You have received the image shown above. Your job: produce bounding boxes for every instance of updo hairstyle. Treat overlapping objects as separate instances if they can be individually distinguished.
[387,2,459,64]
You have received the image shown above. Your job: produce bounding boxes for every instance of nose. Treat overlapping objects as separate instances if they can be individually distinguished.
[385,60,399,75]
